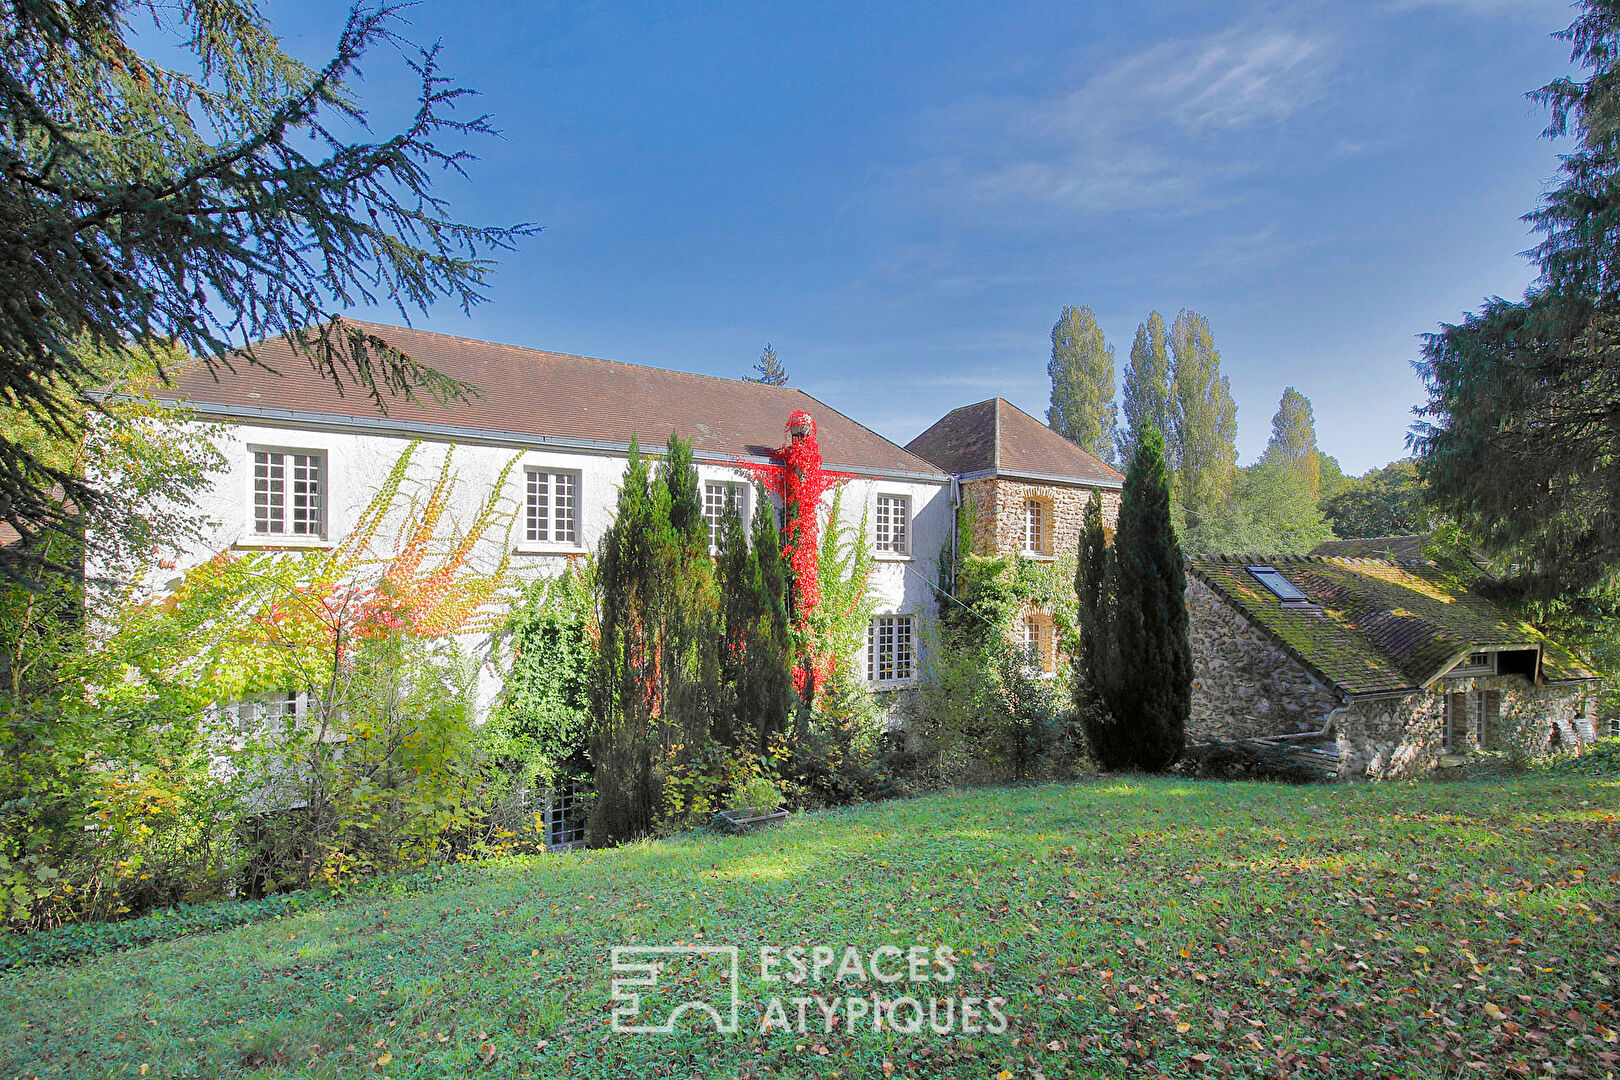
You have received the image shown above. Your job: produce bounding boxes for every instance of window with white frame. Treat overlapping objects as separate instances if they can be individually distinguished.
[875,494,910,554]
[867,615,915,685]
[702,481,748,544]
[1607,716,1620,740]
[1022,498,1047,555]
[525,469,580,545]
[1019,615,1049,672]
[222,690,307,729]
[253,450,325,536]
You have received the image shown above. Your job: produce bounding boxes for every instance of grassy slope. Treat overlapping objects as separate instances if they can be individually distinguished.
[2,776,1618,1079]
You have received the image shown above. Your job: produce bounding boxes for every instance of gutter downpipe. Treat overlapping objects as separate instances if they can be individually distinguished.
[950,475,961,581]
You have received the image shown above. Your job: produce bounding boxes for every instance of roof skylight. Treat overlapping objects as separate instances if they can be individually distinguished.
[1247,565,1309,603]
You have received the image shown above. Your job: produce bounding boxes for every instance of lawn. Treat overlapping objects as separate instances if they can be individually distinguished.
[2,774,1617,1079]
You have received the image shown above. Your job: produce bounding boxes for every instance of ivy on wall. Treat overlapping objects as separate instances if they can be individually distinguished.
[484,561,595,785]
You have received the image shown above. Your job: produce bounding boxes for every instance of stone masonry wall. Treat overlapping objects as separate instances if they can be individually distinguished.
[1336,676,1592,780]
[1185,576,1342,741]
[961,477,1120,560]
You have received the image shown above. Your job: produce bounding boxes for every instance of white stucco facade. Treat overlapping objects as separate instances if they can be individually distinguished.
[148,414,952,714]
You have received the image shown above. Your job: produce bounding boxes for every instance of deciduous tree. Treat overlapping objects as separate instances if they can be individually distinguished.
[1046,306,1118,464]
[1168,310,1238,534]
[1118,311,1173,468]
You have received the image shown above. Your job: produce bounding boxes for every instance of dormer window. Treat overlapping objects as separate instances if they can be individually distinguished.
[1450,650,1497,676]
[1247,565,1308,604]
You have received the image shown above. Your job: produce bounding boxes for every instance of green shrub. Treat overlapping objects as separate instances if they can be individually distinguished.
[732,777,782,816]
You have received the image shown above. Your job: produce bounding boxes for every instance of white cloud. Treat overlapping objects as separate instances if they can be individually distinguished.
[915,18,1333,215]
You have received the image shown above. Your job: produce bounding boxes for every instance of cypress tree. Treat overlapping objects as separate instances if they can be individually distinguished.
[1098,424,1190,771]
[715,506,755,750]
[1073,488,1126,767]
[586,432,720,846]
[1046,305,1118,464]
[743,490,796,751]
[588,438,660,846]
[1118,311,1173,467]
[653,433,721,760]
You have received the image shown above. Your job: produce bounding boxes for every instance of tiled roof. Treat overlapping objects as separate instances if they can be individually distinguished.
[153,320,948,479]
[1189,554,1598,697]
[904,398,1122,486]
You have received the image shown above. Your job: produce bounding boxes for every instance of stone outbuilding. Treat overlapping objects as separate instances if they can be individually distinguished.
[1186,553,1601,779]
[905,398,1121,673]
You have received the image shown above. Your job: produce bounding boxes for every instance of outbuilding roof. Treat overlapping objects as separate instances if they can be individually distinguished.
[1188,554,1598,697]
[153,320,948,479]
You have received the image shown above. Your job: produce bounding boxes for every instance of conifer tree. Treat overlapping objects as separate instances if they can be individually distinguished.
[746,344,790,386]
[1118,311,1173,468]
[1168,310,1238,533]
[1046,306,1118,464]
[588,439,661,846]
[1098,425,1190,771]
[587,433,720,846]
[1073,489,1123,766]
[1412,1,1620,603]
[652,434,721,760]
[0,3,532,583]
[715,492,796,753]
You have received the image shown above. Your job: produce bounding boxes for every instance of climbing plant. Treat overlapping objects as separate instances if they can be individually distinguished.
[485,561,596,785]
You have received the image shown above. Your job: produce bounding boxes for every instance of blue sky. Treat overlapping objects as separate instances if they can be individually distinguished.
[275,0,1577,475]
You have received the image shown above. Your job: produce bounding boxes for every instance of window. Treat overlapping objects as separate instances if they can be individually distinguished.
[702,481,747,545]
[1022,499,1047,555]
[525,469,580,545]
[1019,615,1049,673]
[223,690,307,731]
[1445,690,1500,752]
[546,775,588,850]
[1444,692,1468,753]
[867,615,915,685]
[875,494,910,554]
[1247,565,1308,603]
[253,450,325,536]
[1608,717,1620,740]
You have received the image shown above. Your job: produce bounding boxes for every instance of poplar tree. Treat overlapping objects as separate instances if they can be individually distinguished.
[1168,310,1238,533]
[1118,311,1173,467]
[1098,425,1190,771]
[0,3,532,583]
[1264,386,1322,499]
[1046,306,1118,464]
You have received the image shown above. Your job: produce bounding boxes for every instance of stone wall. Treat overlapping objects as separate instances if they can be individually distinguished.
[1336,676,1593,779]
[1185,576,1342,741]
[961,477,1120,560]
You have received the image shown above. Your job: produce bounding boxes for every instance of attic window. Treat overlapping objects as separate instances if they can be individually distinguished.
[1248,565,1308,604]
